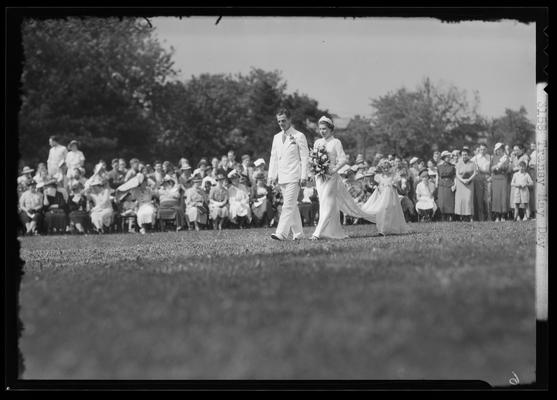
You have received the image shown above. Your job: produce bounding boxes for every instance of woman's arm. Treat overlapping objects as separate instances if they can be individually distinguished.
[332,139,348,174]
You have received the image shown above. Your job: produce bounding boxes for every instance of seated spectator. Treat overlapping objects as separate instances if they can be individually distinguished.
[298,177,318,226]
[157,175,186,231]
[117,192,138,233]
[251,172,273,227]
[227,170,251,229]
[42,178,68,234]
[33,163,49,186]
[124,158,140,182]
[19,180,43,235]
[185,173,209,231]
[131,174,158,234]
[253,158,267,182]
[208,173,230,230]
[68,182,90,234]
[394,169,417,223]
[415,169,437,222]
[86,176,114,234]
[18,166,35,197]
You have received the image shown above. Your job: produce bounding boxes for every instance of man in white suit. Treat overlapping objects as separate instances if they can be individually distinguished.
[267,108,309,240]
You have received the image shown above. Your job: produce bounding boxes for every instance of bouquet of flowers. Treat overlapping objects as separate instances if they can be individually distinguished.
[309,146,331,181]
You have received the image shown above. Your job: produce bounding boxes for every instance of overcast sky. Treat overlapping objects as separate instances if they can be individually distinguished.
[151,16,536,122]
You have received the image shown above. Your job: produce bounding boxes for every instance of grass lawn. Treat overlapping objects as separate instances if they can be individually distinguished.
[17,220,536,385]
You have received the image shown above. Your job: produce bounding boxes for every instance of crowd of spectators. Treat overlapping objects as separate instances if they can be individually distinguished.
[17,135,538,236]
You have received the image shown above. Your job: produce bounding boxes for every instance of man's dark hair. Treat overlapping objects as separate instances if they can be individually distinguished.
[49,135,59,143]
[276,108,291,119]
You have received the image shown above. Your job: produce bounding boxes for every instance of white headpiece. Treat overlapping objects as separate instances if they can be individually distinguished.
[318,116,334,127]
[254,158,266,167]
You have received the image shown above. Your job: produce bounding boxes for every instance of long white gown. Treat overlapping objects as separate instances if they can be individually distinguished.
[312,137,408,239]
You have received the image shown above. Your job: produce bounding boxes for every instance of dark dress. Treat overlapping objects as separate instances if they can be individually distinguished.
[437,163,456,214]
[68,194,91,228]
[43,191,68,231]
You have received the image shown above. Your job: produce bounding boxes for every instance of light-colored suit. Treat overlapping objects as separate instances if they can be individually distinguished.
[268,126,309,239]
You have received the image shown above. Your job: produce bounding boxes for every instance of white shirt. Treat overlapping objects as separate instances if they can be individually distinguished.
[47,144,68,176]
[472,153,491,174]
[65,150,85,173]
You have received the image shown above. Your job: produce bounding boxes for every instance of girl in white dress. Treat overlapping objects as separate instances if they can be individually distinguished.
[311,116,408,239]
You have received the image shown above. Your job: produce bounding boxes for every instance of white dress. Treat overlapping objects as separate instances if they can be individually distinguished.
[313,138,407,239]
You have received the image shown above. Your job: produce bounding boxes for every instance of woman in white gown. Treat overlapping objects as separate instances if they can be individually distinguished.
[311,116,408,239]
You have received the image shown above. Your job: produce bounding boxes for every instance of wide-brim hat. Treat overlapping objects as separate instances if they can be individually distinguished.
[440,150,451,158]
[68,140,79,147]
[227,170,240,179]
[494,142,504,152]
[44,178,58,187]
[20,166,34,175]
[181,164,192,170]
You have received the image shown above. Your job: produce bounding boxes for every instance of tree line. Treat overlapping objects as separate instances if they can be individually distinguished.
[19,17,535,170]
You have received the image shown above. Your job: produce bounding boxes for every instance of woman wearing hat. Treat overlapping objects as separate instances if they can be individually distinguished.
[454,147,477,221]
[208,173,230,230]
[18,166,35,197]
[68,182,90,233]
[130,174,158,234]
[437,151,456,221]
[157,175,187,231]
[227,170,251,229]
[42,178,69,234]
[86,176,114,233]
[185,173,209,231]
[65,140,85,179]
[251,172,274,227]
[490,143,511,221]
[19,180,43,235]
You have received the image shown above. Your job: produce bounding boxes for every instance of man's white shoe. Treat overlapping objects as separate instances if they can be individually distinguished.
[271,233,284,241]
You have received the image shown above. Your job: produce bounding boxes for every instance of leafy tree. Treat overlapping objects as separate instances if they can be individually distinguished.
[19,17,175,169]
[486,107,535,149]
[370,78,482,158]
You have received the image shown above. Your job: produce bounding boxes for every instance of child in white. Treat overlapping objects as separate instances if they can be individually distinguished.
[415,170,437,221]
[511,161,534,221]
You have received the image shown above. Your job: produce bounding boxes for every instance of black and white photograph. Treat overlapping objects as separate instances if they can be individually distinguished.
[7,8,548,390]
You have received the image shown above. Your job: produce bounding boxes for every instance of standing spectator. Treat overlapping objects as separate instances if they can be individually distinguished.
[209,157,220,179]
[372,153,384,167]
[152,161,164,188]
[509,145,530,218]
[124,158,140,182]
[454,147,477,222]
[450,150,460,166]
[86,176,114,234]
[227,150,237,170]
[490,143,511,221]
[19,180,43,235]
[426,159,439,188]
[42,178,68,234]
[185,173,209,231]
[118,158,128,176]
[68,182,90,234]
[528,142,537,218]
[65,140,85,179]
[47,135,68,177]
[240,154,254,187]
[432,151,441,166]
[208,173,230,230]
[107,158,126,190]
[511,161,534,221]
[437,151,456,221]
[471,143,492,221]
[178,163,193,190]
[407,157,420,201]
[217,155,230,176]
[253,158,267,182]
[393,168,416,223]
